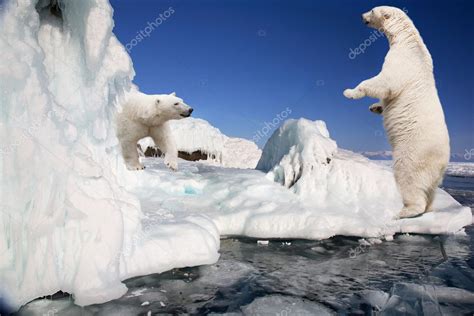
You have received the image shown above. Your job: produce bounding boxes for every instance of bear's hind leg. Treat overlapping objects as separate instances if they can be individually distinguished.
[394,162,428,219]
[424,187,436,213]
[424,166,447,212]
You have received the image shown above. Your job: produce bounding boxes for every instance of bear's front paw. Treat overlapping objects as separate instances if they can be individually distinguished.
[165,159,178,171]
[369,103,384,114]
[126,163,145,171]
[343,88,365,100]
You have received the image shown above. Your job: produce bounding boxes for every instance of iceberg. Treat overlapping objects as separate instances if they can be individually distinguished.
[0,0,218,311]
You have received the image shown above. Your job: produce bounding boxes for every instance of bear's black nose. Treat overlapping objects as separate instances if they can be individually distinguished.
[188,108,194,114]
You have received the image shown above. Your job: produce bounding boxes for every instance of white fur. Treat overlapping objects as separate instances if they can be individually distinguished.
[344,6,450,218]
[116,91,193,171]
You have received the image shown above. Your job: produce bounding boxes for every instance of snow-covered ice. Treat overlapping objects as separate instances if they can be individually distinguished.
[0,0,471,312]
[125,116,471,242]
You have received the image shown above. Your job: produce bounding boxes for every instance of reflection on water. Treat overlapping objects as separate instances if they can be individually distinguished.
[18,176,474,315]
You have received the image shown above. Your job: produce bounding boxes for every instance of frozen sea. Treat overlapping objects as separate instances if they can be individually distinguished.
[17,173,474,315]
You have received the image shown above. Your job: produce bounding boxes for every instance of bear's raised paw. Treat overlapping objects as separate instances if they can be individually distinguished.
[343,88,365,100]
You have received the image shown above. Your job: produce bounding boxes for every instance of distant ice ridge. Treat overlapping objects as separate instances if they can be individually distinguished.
[138,118,262,169]
[366,159,474,178]
[0,0,218,312]
[445,162,474,177]
[361,151,474,163]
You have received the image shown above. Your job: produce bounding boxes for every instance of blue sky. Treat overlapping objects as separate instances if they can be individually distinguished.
[110,0,473,154]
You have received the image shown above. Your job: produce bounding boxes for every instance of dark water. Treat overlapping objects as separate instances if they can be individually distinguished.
[17,176,474,315]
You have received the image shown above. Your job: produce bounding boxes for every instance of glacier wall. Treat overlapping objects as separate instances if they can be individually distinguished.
[0,0,144,310]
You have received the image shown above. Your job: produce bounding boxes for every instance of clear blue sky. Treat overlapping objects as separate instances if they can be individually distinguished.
[109,0,473,153]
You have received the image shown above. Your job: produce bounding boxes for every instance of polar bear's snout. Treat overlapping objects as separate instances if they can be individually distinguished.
[362,10,378,28]
[362,13,370,25]
[177,101,193,118]
[180,107,193,118]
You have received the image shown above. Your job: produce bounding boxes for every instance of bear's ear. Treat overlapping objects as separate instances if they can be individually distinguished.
[170,92,176,96]
[383,12,391,19]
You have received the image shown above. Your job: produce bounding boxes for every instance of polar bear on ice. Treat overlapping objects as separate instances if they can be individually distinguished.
[344,6,450,218]
[116,92,193,171]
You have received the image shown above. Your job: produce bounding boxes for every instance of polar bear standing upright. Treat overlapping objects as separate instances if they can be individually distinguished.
[344,6,450,218]
[116,91,193,171]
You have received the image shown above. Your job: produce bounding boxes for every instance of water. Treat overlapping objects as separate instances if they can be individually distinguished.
[17,176,474,315]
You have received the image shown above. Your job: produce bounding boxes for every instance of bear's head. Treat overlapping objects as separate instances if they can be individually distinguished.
[362,6,408,31]
[153,92,193,121]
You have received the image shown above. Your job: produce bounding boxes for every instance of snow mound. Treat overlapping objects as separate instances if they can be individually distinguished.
[138,118,262,169]
[222,137,262,169]
[169,118,227,161]
[257,119,337,198]
[257,119,398,211]
[0,0,218,312]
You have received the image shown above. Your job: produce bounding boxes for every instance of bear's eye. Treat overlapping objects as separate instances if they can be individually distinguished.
[156,99,160,105]
[174,102,179,106]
